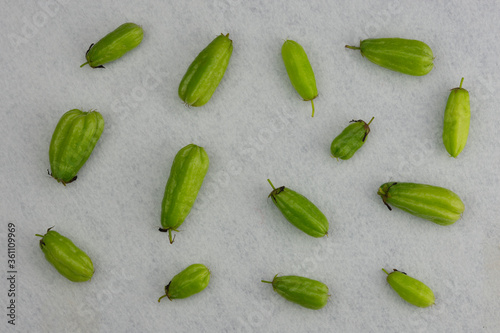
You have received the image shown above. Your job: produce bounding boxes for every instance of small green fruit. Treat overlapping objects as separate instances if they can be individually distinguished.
[262,274,329,310]
[383,268,435,308]
[281,40,318,117]
[267,179,329,238]
[160,144,210,243]
[330,117,374,160]
[158,264,211,302]
[377,182,464,225]
[346,38,434,76]
[48,109,104,185]
[178,34,233,107]
[36,228,94,282]
[443,78,470,158]
[81,22,143,68]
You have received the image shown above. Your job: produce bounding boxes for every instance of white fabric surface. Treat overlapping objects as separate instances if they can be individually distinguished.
[1,0,499,332]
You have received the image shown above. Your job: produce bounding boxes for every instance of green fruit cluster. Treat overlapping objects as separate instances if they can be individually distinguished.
[37,22,472,312]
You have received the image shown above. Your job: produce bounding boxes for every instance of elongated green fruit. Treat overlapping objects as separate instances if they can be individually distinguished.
[443,78,470,157]
[267,179,328,237]
[158,264,210,302]
[160,144,209,243]
[35,228,94,282]
[382,268,435,308]
[346,38,433,76]
[262,274,329,310]
[282,40,318,117]
[331,117,374,160]
[377,182,464,225]
[178,34,233,106]
[49,109,104,185]
[81,23,143,68]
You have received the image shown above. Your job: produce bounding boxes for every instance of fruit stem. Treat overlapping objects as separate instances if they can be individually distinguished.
[311,100,315,117]
[345,45,360,50]
[459,77,464,89]
[382,268,389,275]
[158,294,169,302]
[267,179,275,190]
[261,280,273,284]
[80,62,89,68]
[367,117,375,126]
[168,230,175,244]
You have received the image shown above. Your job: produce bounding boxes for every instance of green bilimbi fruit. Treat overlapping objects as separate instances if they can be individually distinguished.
[345,38,434,76]
[377,182,464,226]
[49,109,104,185]
[159,144,209,243]
[267,179,329,237]
[382,268,435,308]
[178,33,233,106]
[281,40,318,117]
[158,264,210,302]
[261,274,329,310]
[81,22,143,68]
[36,228,94,282]
[443,78,470,158]
[330,117,374,160]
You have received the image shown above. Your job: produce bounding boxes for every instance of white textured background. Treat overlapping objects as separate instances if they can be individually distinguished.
[1,0,499,332]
